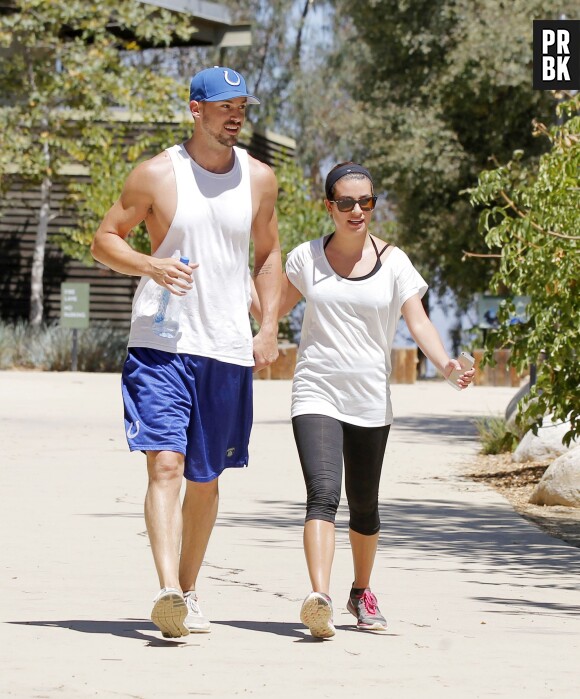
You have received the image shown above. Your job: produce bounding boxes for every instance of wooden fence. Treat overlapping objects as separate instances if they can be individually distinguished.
[255,344,420,383]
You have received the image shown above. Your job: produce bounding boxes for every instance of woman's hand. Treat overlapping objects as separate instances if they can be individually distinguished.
[443,359,475,390]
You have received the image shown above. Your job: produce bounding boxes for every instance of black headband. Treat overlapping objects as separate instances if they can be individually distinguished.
[325,164,373,199]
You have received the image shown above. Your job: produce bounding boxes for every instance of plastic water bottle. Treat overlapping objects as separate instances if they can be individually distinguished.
[152,255,190,338]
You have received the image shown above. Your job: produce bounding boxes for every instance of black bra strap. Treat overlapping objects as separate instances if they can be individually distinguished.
[378,242,390,258]
[323,233,334,249]
[370,236,392,260]
[324,233,390,260]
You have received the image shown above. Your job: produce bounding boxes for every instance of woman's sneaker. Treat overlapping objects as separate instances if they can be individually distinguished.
[347,587,387,630]
[300,592,336,638]
[184,591,211,633]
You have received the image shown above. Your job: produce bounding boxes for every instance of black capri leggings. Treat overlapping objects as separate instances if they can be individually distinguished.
[292,414,391,536]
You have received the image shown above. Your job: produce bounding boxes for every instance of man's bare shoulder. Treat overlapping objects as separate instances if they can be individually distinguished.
[131,150,173,181]
[247,154,278,192]
[122,150,174,198]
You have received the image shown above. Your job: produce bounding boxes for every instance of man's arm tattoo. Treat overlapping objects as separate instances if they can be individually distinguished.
[254,261,273,277]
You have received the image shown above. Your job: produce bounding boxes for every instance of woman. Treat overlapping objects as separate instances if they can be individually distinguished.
[253,162,474,638]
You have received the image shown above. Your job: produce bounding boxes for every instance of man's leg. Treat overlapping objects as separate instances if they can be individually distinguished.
[145,449,190,638]
[145,450,184,590]
[179,478,219,592]
[176,478,218,633]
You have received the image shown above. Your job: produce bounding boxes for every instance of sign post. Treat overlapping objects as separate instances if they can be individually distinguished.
[61,283,90,371]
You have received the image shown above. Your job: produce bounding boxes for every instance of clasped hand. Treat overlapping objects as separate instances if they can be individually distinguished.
[253,331,279,373]
[150,257,197,295]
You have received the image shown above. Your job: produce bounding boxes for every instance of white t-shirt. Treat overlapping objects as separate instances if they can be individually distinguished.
[285,237,427,427]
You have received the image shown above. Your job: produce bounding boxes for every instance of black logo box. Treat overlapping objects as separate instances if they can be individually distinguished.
[533,20,580,90]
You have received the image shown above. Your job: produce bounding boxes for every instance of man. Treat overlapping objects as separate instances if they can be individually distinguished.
[91,66,281,638]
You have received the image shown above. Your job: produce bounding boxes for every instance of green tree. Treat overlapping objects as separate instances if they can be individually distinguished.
[56,127,180,264]
[332,0,578,303]
[275,157,329,258]
[468,95,580,444]
[0,0,193,324]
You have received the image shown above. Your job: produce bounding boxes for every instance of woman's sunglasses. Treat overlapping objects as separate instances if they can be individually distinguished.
[329,195,377,213]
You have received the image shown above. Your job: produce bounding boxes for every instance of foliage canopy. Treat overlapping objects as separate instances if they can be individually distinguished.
[0,0,192,179]
[0,0,192,321]
[331,0,578,302]
[468,95,580,445]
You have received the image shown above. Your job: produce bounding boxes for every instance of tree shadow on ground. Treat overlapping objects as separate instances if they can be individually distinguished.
[391,414,479,444]
[216,496,580,586]
[470,597,580,616]
[377,497,580,582]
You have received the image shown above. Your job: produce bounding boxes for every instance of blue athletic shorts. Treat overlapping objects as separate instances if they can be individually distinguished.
[121,348,253,482]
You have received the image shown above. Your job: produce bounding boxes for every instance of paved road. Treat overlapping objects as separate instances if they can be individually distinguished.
[1,372,578,698]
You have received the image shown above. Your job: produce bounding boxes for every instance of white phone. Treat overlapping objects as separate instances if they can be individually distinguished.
[446,351,475,391]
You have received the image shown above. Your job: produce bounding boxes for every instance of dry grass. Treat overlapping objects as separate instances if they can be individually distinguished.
[465,452,580,548]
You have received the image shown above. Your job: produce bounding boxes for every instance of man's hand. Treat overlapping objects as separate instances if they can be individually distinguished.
[252,329,279,373]
[149,258,197,295]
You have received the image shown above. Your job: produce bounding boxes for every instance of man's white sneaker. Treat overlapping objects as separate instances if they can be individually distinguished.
[151,587,189,639]
[300,592,336,638]
[184,591,211,633]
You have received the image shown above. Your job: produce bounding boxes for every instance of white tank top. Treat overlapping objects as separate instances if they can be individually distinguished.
[127,144,254,366]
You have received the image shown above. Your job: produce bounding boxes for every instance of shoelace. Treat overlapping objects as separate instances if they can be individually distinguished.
[361,590,378,615]
[185,593,201,614]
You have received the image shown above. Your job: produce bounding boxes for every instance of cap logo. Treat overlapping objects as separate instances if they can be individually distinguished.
[224,70,241,86]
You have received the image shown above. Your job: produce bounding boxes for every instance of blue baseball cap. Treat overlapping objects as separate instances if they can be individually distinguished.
[189,66,260,104]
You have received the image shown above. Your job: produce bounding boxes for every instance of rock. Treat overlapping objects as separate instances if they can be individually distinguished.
[529,447,580,507]
[512,418,576,463]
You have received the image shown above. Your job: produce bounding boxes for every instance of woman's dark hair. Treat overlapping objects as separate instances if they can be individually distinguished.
[325,162,374,200]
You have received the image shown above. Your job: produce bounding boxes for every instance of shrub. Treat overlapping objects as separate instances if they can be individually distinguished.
[474,415,520,455]
[0,321,128,372]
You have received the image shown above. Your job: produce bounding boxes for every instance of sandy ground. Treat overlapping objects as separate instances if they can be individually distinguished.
[1,372,579,699]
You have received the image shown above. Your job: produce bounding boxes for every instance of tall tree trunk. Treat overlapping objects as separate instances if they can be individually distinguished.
[29,120,52,327]
[271,0,313,98]
[292,0,312,68]
[30,172,52,326]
